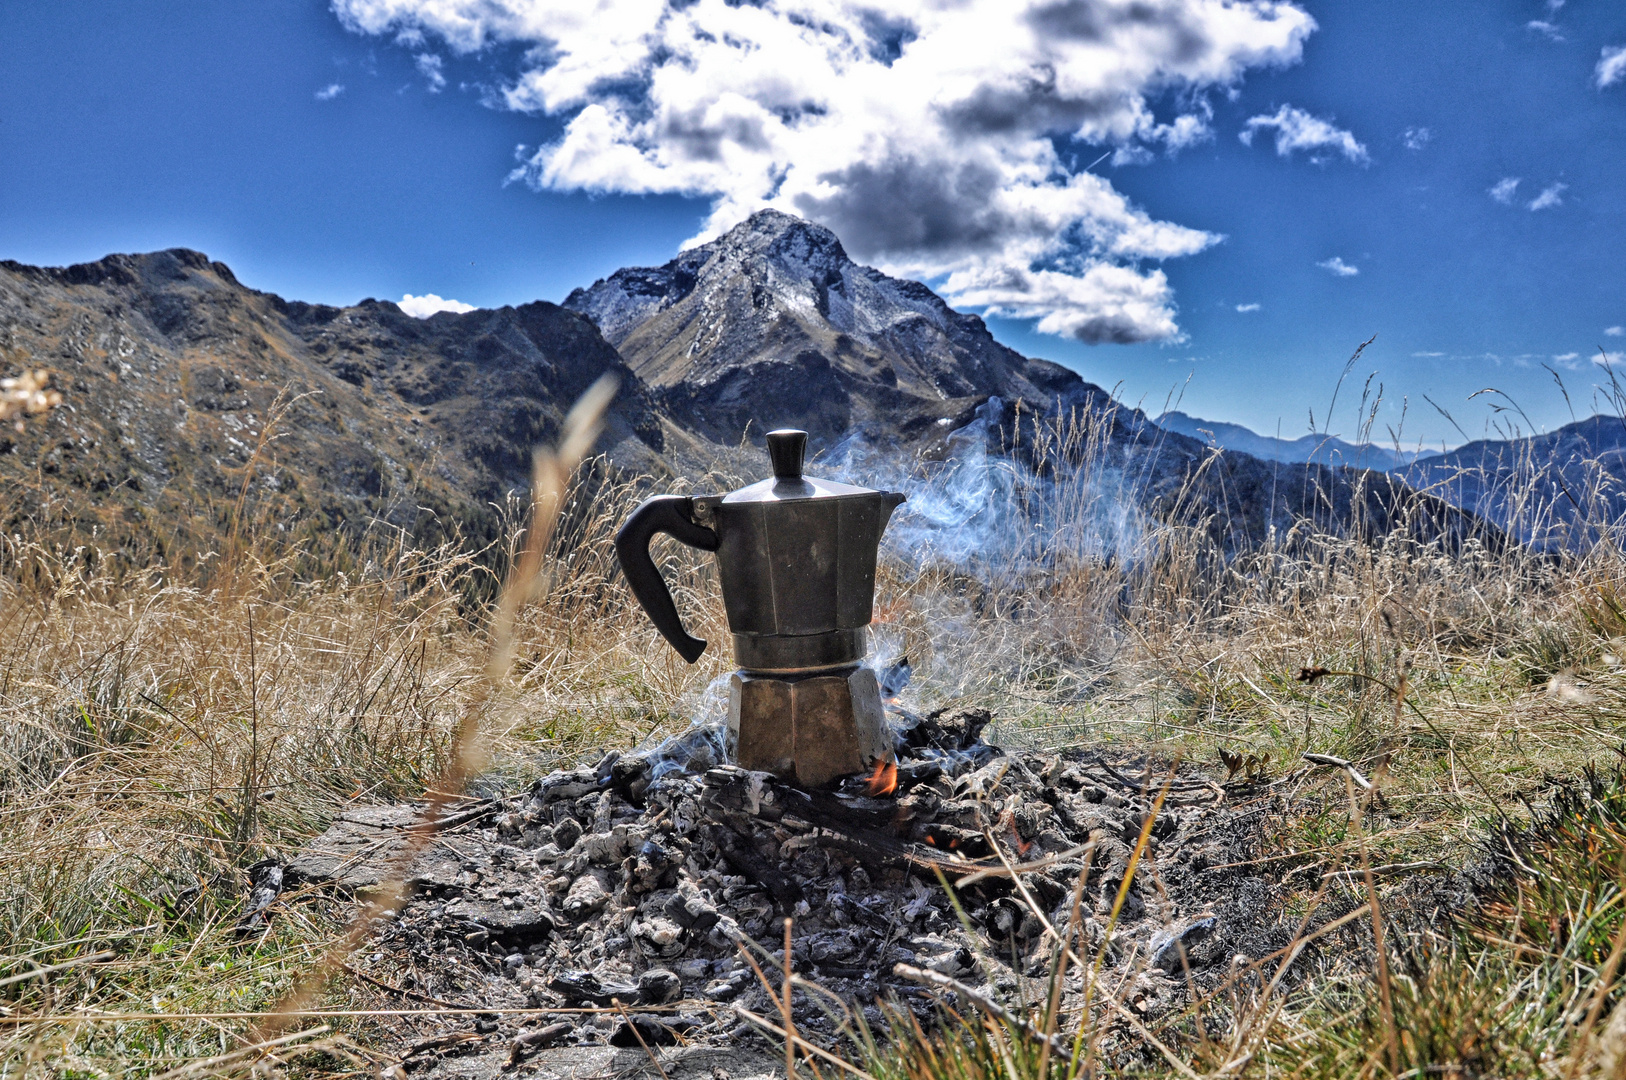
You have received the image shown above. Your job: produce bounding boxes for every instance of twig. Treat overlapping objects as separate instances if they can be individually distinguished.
[613,999,672,1080]
[337,961,468,1008]
[1320,861,1444,881]
[150,1024,330,1080]
[1302,752,1372,790]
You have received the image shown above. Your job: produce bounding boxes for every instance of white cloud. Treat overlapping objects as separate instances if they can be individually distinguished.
[1528,182,1567,211]
[1412,351,1444,357]
[1235,302,1261,312]
[398,293,476,317]
[1400,126,1430,151]
[1526,20,1564,42]
[1240,104,1367,164]
[1597,46,1626,89]
[332,0,1319,345]
[1489,177,1521,204]
[415,52,446,92]
[1553,352,1580,361]
[315,83,346,101]
[1317,256,1359,277]
[1606,326,1624,337]
[1595,351,1623,367]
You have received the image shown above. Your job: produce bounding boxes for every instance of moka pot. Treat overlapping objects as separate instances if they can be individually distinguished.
[615,429,905,786]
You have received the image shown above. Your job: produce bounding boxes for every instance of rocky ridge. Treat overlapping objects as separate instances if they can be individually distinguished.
[565,210,1102,447]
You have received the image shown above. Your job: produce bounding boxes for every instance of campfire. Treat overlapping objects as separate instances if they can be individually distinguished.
[284,431,1308,1070]
[290,701,1293,1068]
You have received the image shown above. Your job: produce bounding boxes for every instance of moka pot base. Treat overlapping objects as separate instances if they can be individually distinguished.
[726,663,892,788]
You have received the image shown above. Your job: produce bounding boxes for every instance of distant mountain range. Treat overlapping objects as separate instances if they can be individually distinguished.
[1155,408,1626,546]
[0,211,1505,565]
[1154,410,1426,471]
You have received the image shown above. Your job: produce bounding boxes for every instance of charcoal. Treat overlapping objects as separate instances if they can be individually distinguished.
[552,817,583,850]
[609,1014,701,1047]
[638,966,682,1003]
[548,969,639,1006]
[234,859,284,937]
[631,914,687,958]
[664,892,720,931]
[562,870,612,918]
[299,701,1312,1068]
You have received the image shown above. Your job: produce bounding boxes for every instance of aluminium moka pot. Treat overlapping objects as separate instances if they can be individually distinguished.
[615,429,905,787]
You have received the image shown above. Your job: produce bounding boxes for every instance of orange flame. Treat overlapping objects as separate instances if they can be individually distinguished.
[1009,820,1034,858]
[863,759,899,797]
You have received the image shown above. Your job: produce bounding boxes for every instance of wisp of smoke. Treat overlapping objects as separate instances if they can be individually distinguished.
[821,397,1146,584]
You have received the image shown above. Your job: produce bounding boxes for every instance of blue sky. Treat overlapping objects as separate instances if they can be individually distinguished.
[2,1,1624,450]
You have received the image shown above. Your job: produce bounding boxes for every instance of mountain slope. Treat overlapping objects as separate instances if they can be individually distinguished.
[566,211,1495,554]
[0,248,662,564]
[1396,414,1626,545]
[564,210,1102,445]
[0,223,1502,570]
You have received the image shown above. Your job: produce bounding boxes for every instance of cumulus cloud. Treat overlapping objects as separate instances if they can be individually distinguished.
[1235,302,1260,312]
[1240,104,1367,164]
[1526,20,1564,42]
[415,52,446,92]
[332,0,1318,345]
[1606,326,1624,337]
[1489,177,1521,204]
[1412,351,1444,357]
[1317,256,1358,277]
[1528,182,1567,211]
[398,293,476,317]
[1401,126,1430,151]
[1597,46,1626,89]
[315,83,346,101]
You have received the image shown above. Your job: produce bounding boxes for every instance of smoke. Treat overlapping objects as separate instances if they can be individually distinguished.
[820,397,1145,708]
[631,398,1145,774]
[821,397,1145,580]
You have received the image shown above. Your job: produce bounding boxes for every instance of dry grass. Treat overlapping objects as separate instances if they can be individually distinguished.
[5,384,1626,1075]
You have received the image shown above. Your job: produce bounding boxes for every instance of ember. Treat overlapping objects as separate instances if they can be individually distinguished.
[863,759,899,797]
[287,704,1309,1071]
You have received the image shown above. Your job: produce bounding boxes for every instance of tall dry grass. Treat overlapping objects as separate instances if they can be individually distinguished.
[5,381,1626,1073]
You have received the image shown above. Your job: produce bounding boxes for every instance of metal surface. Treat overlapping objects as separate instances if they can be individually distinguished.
[731,628,866,671]
[616,428,904,665]
[727,666,891,788]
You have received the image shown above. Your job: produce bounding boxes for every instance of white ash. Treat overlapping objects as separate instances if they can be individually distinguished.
[290,705,1317,1060]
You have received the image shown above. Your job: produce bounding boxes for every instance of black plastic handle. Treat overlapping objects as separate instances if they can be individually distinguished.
[615,495,720,664]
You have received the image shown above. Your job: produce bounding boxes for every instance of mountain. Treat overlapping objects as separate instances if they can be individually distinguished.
[1396,414,1626,546]
[564,210,1102,446]
[0,248,664,565]
[1154,410,1422,470]
[0,213,1500,568]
